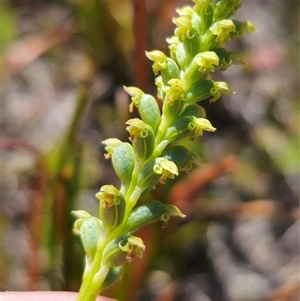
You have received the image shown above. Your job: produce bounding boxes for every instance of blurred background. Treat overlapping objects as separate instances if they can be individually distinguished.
[1,0,299,300]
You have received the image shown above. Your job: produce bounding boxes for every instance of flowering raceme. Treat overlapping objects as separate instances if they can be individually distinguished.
[74,1,256,301]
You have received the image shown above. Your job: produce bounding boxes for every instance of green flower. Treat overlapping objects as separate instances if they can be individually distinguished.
[126,118,149,141]
[191,0,210,6]
[176,6,194,18]
[166,35,180,61]
[153,158,179,184]
[192,0,212,25]
[164,79,186,104]
[123,86,144,113]
[210,81,235,103]
[136,157,179,191]
[210,19,236,42]
[213,0,242,21]
[124,86,161,132]
[96,185,126,230]
[194,51,219,72]
[96,185,120,207]
[103,235,145,267]
[187,117,216,139]
[145,50,168,75]
[120,236,145,260]
[173,16,194,41]
[126,118,155,160]
[232,20,257,38]
[184,51,219,85]
[102,138,122,159]
[159,204,186,227]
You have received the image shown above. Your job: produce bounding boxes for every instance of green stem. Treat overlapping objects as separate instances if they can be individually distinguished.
[154,114,173,152]
[76,254,109,301]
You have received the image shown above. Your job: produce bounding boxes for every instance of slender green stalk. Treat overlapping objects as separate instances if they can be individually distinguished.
[73,1,256,300]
